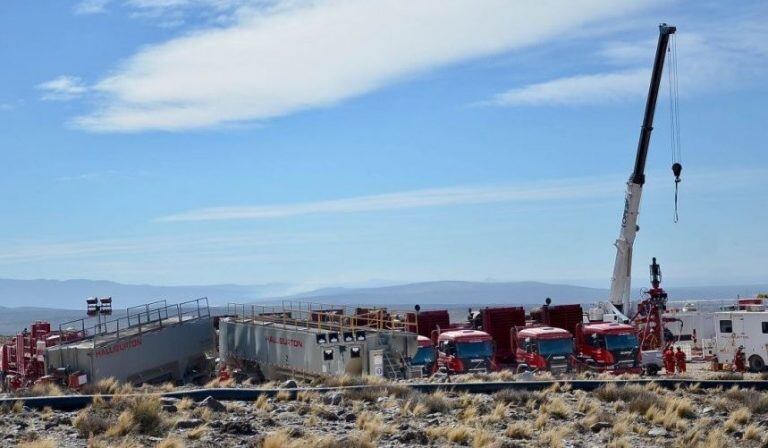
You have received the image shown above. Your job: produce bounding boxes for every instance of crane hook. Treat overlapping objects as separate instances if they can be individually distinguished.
[672,163,682,222]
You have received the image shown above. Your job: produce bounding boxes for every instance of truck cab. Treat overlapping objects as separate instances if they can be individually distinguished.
[511,326,574,374]
[575,322,642,374]
[411,335,437,375]
[436,330,496,374]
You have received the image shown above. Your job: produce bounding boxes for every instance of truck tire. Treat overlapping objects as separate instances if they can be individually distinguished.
[645,364,660,376]
[749,355,766,372]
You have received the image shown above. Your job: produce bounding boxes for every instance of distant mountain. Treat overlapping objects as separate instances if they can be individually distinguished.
[277,281,768,308]
[276,280,607,307]
[0,278,295,309]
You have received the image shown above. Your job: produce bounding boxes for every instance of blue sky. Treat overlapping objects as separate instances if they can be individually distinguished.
[0,0,766,291]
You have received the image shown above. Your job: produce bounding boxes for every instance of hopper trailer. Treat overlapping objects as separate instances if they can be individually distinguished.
[45,298,215,387]
[219,302,420,381]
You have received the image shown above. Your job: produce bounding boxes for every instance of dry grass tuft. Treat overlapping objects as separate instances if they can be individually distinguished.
[129,395,166,435]
[262,431,292,448]
[297,390,319,403]
[418,391,454,413]
[17,440,57,448]
[743,423,763,441]
[275,389,293,402]
[187,425,208,441]
[446,425,472,444]
[725,407,751,432]
[505,421,533,439]
[494,388,535,406]
[309,432,374,448]
[203,377,235,388]
[23,382,63,397]
[596,383,663,416]
[471,428,495,448]
[539,426,571,448]
[607,438,631,448]
[73,407,110,437]
[254,394,273,411]
[545,397,571,419]
[105,410,135,437]
[155,437,184,448]
[356,411,389,440]
[177,397,194,411]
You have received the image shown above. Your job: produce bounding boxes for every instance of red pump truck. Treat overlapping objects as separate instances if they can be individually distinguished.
[574,322,642,374]
[511,326,574,374]
[436,329,497,374]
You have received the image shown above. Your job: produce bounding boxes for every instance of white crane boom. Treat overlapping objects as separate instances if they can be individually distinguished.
[609,24,677,315]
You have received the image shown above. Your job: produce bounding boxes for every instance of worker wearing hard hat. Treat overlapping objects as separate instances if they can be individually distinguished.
[675,347,687,374]
[734,346,746,373]
[663,345,675,375]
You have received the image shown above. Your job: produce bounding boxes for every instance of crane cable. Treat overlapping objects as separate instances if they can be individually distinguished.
[667,34,683,223]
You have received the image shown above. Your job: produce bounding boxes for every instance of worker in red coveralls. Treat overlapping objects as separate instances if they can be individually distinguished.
[663,345,676,375]
[675,347,687,373]
[734,346,746,373]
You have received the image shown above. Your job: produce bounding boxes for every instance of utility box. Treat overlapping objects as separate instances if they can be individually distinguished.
[368,349,384,377]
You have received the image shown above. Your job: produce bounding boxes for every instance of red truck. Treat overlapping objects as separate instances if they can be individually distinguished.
[575,322,642,374]
[436,329,497,374]
[511,326,574,374]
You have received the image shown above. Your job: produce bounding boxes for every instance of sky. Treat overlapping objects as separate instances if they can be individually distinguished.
[0,0,766,291]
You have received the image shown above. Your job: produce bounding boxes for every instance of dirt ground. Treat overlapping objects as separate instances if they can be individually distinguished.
[4,363,768,448]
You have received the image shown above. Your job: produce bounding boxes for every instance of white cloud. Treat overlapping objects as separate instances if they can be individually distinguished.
[486,17,768,107]
[73,0,656,132]
[37,76,89,101]
[158,177,625,222]
[486,68,649,106]
[157,166,768,222]
[0,233,310,264]
[74,0,111,15]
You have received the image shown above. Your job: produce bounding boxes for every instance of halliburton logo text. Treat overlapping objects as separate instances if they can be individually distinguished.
[266,335,303,348]
[95,338,142,357]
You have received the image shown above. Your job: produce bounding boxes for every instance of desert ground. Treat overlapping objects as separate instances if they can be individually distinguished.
[3,366,768,448]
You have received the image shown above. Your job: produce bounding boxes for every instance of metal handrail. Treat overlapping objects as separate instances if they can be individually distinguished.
[225,300,418,335]
[57,298,210,346]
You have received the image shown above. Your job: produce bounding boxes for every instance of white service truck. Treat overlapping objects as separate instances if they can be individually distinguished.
[713,310,768,371]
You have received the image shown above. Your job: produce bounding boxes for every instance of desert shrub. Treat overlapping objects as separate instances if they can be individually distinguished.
[505,421,533,439]
[73,407,110,437]
[493,389,535,406]
[356,411,389,439]
[539,426,571,448]
[412,390,454,414]
[21,382,63,397]
[725,407,751,432]
[446,425,472,444]
[130,396,165,434]
[187,425,208,440]
[545,397,571,419]
[743,423,764,441]
[262,431,292,448]
[310,432,374,448]
[155,437,184,448]
[472,428,495,448]
[595,383,663,415]
[342,386,381,403]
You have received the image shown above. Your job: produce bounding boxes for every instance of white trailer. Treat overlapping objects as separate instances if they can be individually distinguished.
[713,310,768,371]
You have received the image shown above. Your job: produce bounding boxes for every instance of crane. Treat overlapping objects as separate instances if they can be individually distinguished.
[609,23,680,316]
